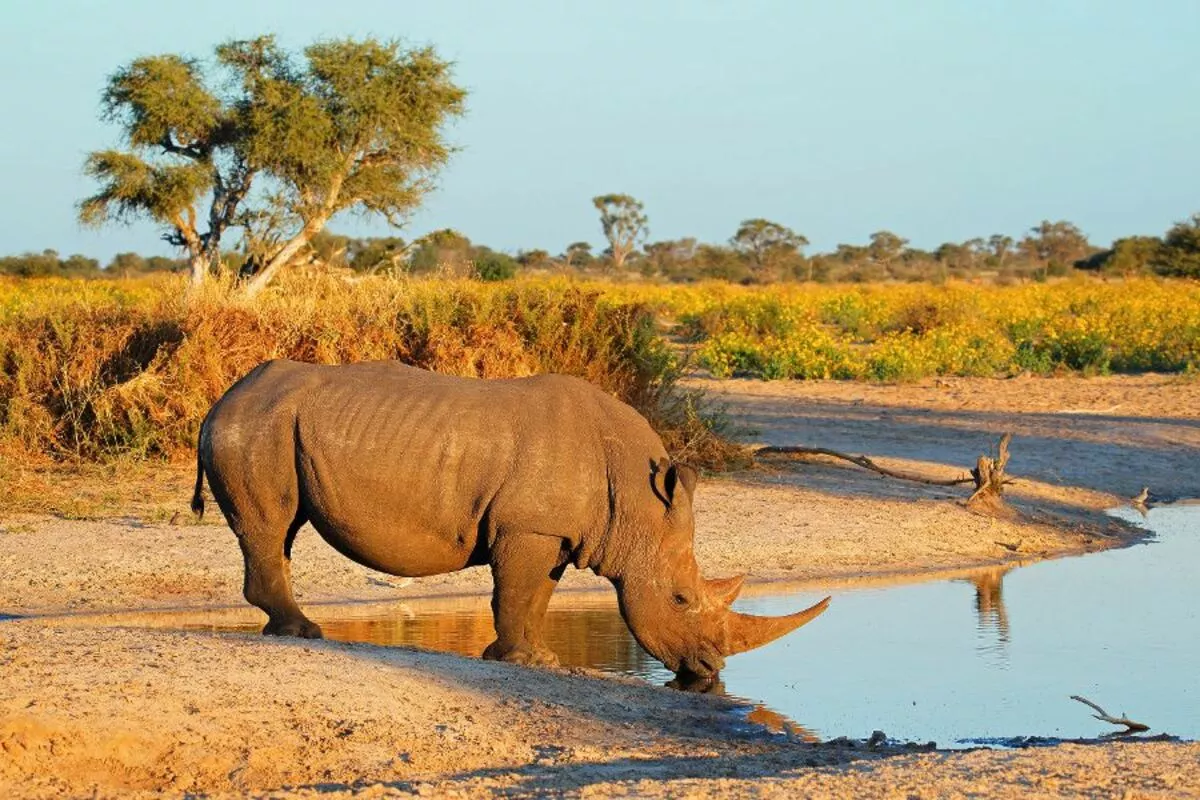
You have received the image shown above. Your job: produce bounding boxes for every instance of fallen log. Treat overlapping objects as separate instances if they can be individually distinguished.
[752,445,976,487]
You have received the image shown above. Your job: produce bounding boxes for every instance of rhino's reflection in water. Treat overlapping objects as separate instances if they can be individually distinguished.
[191,597,660,678]
[172,505,1200,745]
[188,595,819,736]
[349,602,656,676]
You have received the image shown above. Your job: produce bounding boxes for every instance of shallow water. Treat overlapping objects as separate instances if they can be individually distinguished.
[189,503,1198,746]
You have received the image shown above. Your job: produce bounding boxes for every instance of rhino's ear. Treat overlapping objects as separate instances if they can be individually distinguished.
[651,459,698,509]
[675,464,698,501]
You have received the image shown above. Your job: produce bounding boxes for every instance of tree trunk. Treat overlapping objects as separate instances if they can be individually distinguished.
[188,252,210,288]
[242,219,326,298]
[611,246,627,271]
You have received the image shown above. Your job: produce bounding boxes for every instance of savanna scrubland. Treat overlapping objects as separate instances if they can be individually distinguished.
[3,272,1200,797]
[4,24,1200,799]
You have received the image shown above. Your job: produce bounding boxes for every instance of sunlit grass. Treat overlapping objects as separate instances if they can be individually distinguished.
[2,273,1197,470]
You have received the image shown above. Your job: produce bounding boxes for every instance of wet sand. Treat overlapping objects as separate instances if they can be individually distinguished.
[3,375,1198,797]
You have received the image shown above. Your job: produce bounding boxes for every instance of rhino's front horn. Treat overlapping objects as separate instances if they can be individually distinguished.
[722,596,831,656]
[705,574,745,607]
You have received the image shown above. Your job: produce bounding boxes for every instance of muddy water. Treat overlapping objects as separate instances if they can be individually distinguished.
[188,503,1198,746]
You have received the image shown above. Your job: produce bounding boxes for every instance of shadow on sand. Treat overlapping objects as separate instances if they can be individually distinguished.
[720,392,1200,500]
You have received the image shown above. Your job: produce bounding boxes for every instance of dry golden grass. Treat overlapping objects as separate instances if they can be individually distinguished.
[0,273,744,494]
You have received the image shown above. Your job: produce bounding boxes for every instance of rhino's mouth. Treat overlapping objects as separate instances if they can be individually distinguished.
[676,650,725,679]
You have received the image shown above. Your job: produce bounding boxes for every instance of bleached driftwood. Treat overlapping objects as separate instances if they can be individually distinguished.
[755,434,1016,502]
[1070,694,1150,733]
[752,445,976,487]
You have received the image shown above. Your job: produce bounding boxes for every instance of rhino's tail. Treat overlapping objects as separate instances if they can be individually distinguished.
[191,425,206,521]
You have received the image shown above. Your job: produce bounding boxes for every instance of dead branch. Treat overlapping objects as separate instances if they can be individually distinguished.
[968,433,1011,501]
[1070,695,1150,733]
[753,445,976,487]
[964,433,1015,518]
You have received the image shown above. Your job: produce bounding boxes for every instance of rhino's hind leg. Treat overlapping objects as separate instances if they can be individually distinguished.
[483,534,568,667]
[236,511,323,640]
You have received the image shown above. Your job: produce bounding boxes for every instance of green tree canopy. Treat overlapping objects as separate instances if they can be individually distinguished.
[1153,213,1200,277]
[730,219,808,282]
[592,194,648,271]
[80,35,465,295]
[0,250,101,278]
[1018,220,1092,269]
[867,231,909,267]
[562,241,594,268]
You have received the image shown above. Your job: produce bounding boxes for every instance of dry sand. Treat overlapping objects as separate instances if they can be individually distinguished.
[2,375,1198,797]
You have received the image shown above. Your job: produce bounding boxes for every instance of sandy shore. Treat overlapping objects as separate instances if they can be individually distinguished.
[2,375,1198,797]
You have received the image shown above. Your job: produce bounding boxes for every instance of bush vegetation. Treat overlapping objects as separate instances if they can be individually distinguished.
[2,274,1198,471]
[676,280,1200,380]
[0,274,742,469]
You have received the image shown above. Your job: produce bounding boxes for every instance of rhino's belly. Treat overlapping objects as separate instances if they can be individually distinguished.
[296,452,488,578]
[305,511,484,578]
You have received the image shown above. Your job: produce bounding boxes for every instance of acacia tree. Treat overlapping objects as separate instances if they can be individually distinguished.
[730,219,808,281]
[592,194,648,271]
[80,35,465,295]
[1019,220,1091,270]
[1154,213,1200,277]
[562,241,593,268]
[988,234,1015,266]
[867,230,909,269]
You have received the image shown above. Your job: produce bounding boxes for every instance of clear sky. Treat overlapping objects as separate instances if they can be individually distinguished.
[1,0,1197,262]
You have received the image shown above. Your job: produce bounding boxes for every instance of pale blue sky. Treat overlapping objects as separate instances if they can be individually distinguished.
[1,0,1197,261]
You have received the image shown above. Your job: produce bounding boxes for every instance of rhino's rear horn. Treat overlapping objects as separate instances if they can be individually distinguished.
[722,596,831,656]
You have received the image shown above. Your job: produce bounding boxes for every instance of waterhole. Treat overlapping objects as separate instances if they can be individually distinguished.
[179,503,1197,746]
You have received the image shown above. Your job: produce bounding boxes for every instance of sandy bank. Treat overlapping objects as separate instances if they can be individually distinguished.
[3,375,1198,797]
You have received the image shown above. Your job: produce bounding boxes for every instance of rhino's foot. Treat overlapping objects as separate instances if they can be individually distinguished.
[482,640,560,668]
[263,617,324,639]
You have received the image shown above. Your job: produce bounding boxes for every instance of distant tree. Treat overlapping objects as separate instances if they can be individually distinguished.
[592,194,648,271]
[693,244,750,283]
[308,231,351,268]
[346,236,409,274]
[562,241,593,268]
[934,242,971,271]
[643,238,698,280]
[108,252,146,275]
[867,231,909,268]
[471,248,517,281]
[1077,236,1161,276]
[900,247,935,263]
[833,243,869,263]
[80,35,465,295]
[729,219,808,282]
[0,250,101,278]
[1018,220,1091,271]
[408,229,471,274]
[143,255,187,273]
[516,249,553,269]
[1153,213,1200,277]
[932,238,985,274]
[987,234,1014,266]
[106,251,188,275]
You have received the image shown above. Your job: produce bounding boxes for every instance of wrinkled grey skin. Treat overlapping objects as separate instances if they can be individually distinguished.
[193,360,827,677]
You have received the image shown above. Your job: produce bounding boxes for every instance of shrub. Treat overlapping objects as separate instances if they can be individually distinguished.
[0,274,745,468]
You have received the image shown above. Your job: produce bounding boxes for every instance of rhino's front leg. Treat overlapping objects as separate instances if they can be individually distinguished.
[483,533,569,667]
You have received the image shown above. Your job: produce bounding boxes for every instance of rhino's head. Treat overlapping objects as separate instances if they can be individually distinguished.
[612,459,830,678]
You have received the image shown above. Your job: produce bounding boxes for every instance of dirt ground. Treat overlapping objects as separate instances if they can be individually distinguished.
[2,374,1198,798]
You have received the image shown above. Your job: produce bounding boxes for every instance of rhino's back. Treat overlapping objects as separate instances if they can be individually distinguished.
[206,360,665,574]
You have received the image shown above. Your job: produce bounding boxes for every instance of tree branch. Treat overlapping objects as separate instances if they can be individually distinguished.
[159,134,207,160]
[753,445,977,487]
[1070,695,1150,733]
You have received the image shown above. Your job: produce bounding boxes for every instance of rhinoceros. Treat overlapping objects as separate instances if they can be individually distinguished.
[191,360,828,678]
